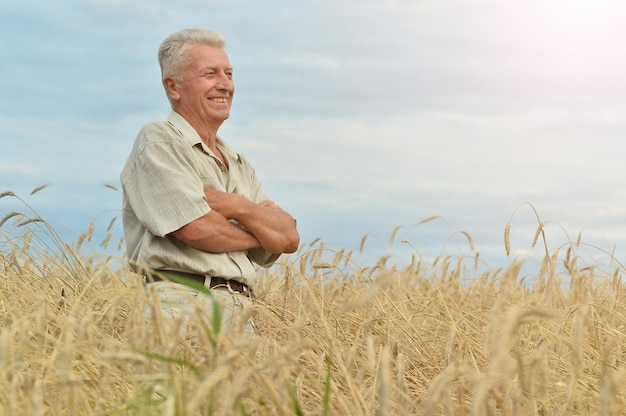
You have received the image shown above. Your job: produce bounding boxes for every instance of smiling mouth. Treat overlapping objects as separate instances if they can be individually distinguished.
[209,97,229,103]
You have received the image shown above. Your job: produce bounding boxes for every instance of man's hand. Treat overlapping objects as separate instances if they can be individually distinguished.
[204,189,285,216]
[203,187,241,218]
[259,199,284,211]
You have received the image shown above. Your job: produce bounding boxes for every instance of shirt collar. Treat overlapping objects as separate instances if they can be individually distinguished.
[167,111,241,163]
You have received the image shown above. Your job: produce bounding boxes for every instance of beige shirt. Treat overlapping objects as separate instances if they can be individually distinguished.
[121,111,279,288]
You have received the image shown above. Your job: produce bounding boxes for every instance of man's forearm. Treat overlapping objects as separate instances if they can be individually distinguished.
[171,210,262,253]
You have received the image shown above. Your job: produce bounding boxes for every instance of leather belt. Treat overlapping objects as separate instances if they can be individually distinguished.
[148,270,253,298]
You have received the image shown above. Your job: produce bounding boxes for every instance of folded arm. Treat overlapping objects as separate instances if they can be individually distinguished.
[171,189,299,254]
[203,188,300,254]
[170,209,260,253]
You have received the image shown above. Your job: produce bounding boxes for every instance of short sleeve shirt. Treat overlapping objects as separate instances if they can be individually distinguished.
[120,111,278,288]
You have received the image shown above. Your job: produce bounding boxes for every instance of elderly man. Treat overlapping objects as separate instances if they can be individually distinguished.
[121,28,299,337]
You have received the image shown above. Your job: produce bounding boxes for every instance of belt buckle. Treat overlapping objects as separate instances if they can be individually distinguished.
[226,279,253,298]
[225,279,237,294]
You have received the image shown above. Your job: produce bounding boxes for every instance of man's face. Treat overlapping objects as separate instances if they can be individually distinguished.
[169,44,235,127]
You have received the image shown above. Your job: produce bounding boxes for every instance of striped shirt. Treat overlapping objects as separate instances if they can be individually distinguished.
[121,111,278,288]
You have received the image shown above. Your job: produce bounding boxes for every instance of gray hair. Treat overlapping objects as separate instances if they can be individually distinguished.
[158,28,226,81]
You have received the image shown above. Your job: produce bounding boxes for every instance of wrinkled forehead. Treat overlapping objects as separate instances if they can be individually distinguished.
[186,44,232,70]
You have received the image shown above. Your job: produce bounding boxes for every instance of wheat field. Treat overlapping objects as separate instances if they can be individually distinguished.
[1,190,625,415]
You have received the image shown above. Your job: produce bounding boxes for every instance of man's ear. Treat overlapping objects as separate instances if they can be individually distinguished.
[163,77,180,101]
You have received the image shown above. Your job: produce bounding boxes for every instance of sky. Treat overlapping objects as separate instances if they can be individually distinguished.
[2,0,626,274]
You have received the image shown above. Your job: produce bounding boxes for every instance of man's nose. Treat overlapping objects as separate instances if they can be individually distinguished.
[215,72,233,90]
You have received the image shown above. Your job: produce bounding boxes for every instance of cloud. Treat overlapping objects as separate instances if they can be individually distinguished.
[2,0,626,268]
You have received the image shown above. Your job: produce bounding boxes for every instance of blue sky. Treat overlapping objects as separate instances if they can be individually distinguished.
[2,0,626,273]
